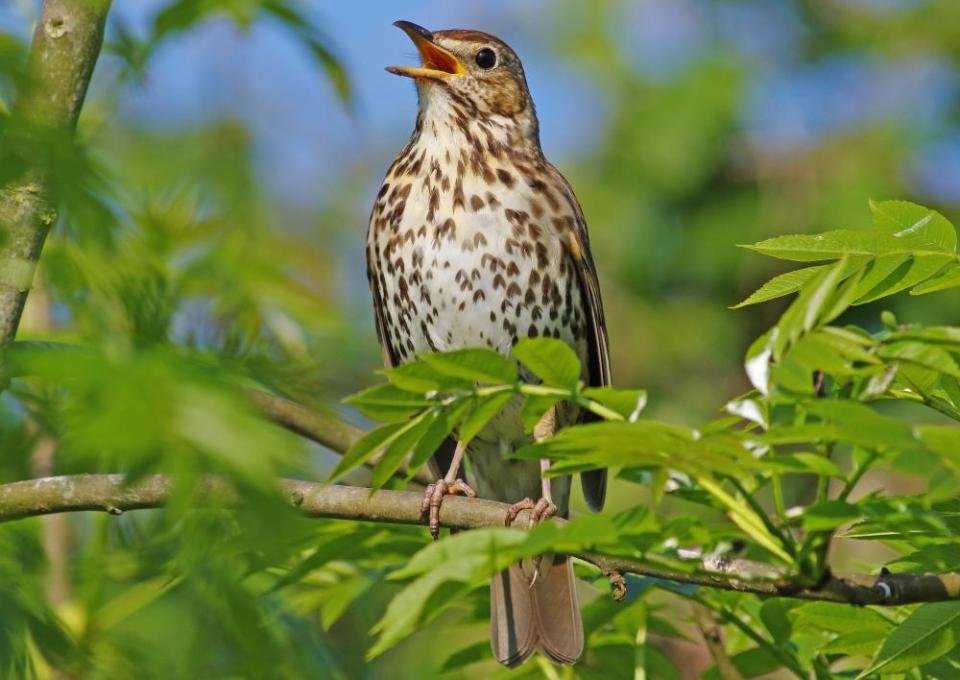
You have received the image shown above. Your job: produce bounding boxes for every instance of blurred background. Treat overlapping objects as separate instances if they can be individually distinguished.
[1,0,959,677]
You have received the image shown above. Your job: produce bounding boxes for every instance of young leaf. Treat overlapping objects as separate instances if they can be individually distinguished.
[512,337,581,389]
[732,264,828,308]
[344,383,431,422]
[328,421,405,481]
[422,348,517,385]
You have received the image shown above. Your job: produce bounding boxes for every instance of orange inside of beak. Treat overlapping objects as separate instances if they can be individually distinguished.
[415,41,463,75]
[388,23,465,79]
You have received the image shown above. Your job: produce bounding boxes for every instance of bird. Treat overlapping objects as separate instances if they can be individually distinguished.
[366,21,610,667]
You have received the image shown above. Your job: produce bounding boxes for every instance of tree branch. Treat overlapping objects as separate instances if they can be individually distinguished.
[1,473,957,607]
[0,0,111,346]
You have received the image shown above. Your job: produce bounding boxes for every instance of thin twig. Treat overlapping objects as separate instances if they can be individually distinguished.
[693,602,744,680]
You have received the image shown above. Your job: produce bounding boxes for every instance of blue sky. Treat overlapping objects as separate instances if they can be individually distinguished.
[2,0,957,206]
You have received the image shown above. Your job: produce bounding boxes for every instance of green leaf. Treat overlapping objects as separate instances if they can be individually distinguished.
[459,392,515,443]
[329,421,406,481]
[855,254,953,303]
[512,337,581,389]
[368,561,476,659]
[383,360,471,392]
[370,412,435,489]
[514,421,754,481]
[440,641,489,672]
[878,341,960,378]
[732,265,827,308]
[760,599,799,644]
[912,264,960,295]
[821,629,886,657]
[859,602,960,677]
[801,500,862,532]
[763,453,844,477]
[581,387,648,422]
[406,399,471,478]
[869,199,957,252]
[319,573,374,629]
[344,383,431,422]
[851,253,910,301]
[95,576,181,631]
[789,601,892,635]
[744,230,949,262]
[422,348,517,385]
[772,257,850,360]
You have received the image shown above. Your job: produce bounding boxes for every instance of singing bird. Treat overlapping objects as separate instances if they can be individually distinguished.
[366,21,610,667]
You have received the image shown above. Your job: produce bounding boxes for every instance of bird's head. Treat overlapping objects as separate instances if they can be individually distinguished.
[387,21,537,141]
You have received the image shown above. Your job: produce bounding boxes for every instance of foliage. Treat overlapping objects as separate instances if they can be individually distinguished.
[343,200,960,676]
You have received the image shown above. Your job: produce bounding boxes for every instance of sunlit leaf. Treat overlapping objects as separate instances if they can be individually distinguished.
[859,602,960,677]
[512,337,581,389]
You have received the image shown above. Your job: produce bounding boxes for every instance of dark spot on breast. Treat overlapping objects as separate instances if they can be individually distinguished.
[496,169,515,188]
[470,194,484,211]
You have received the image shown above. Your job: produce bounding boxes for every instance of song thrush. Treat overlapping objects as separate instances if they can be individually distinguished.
[366,21,610,667]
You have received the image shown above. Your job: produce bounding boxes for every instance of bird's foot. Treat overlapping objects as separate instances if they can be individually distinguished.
[420,478,476,540]
[504,496,557,529]
[504,497,558,586]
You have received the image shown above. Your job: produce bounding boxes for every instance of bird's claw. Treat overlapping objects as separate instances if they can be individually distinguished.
[420,478,476,540]
[504,497,557,528]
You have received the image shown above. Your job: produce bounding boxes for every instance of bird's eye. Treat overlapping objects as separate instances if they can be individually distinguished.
[475,48,497,69]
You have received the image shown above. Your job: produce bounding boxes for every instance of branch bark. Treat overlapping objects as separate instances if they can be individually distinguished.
[2,473,957,607]
[0,0,111,346]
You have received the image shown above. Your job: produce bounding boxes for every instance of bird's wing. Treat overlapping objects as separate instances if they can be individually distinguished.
[366,239,456,480]
[546,163,611,512]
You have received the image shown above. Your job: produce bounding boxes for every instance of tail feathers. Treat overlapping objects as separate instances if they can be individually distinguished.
[489,557,583,668]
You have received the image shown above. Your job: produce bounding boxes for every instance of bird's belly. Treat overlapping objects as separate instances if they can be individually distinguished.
[379,210,585,360]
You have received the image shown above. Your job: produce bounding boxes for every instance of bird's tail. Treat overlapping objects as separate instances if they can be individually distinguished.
[489,555,583,667]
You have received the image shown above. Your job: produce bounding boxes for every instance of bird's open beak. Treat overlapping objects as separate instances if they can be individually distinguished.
[386,21,466,80]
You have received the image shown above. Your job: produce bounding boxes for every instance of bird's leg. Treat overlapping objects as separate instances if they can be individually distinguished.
[420,440,475,540]
[504,408,559,529]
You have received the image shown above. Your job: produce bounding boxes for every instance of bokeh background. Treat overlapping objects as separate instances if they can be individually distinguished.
[1,0,959,677]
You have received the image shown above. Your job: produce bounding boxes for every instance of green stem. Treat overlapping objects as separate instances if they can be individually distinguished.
[727,476,797,558]
[838,450,878,502]
[685,592,806,680]
[772,472,788,528]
